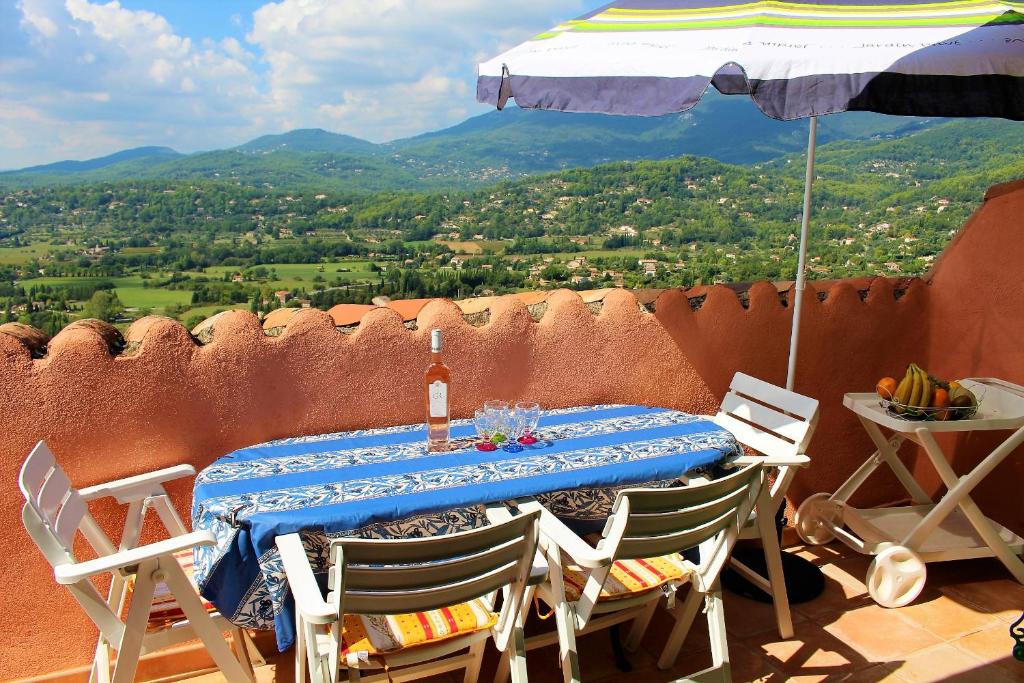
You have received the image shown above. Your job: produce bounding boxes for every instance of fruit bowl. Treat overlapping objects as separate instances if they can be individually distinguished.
[879,394,981,422]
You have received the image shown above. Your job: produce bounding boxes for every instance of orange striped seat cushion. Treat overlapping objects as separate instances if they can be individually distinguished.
[339,598,497,656]
[561,550,691,602]
[123,548,217,631]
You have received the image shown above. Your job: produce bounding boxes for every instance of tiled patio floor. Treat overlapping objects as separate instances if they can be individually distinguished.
[192,538,1024,683]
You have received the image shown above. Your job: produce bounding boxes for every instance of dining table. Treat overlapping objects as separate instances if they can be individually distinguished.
[191,404,741,651]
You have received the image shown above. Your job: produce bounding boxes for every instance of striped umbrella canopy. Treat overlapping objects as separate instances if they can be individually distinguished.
[478,0,1024,120]
[477,0,1024,389]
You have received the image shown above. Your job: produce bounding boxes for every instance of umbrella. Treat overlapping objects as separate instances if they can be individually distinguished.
[478,0,1024,389]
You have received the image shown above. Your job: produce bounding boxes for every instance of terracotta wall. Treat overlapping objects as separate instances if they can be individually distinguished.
[922,179,1024,535]
[1,181,1022,679]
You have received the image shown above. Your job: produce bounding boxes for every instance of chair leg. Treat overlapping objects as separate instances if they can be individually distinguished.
[657,586,703,671]
[162,560,253,683]
[493,651,510,683]
[624,598,658,653]
[462,639,487,683]
[232,627,256,680]
[295,616,308,683]
[506,627,529,683]
[554,600,582,683]
[111,563,157,683]
[756,491,794,639]
[609,624,632,672]
[705,583,731,682]
[90,635,112,683]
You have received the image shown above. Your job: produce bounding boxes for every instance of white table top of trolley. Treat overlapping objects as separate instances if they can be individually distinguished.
[843,378,1024,434]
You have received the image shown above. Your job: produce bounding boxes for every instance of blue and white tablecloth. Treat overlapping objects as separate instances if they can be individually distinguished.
[191,404,739,650]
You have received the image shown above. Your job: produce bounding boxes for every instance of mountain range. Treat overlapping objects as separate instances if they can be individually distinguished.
[0,91,996,192]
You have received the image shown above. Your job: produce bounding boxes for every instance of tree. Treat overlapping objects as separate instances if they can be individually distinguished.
[82,290,124,322]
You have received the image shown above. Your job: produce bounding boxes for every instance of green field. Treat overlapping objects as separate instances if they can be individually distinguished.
[203,261,380,290]
[0,242,67,265]
[114,287,192,310]
[119,246,163,255]
[13,275,193,313]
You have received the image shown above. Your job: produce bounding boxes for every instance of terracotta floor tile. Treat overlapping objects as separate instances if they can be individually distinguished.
[888,643,1017,683]
[641,601,713,658]
[742,620,874,678]
[795,565,873,621]
[723,591,807,639]
[952,624,1024,678]
[790,543,857,565]
[839,663,904,682]
[939,574,1024,624]
[820,603,943,663]
[652,640,782,683]
[893,588,1002,641]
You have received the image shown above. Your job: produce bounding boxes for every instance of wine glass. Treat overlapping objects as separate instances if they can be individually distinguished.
[515,401,541,444]
[484,400,509,444]
[502,409,526,453]
[474,409,497,452]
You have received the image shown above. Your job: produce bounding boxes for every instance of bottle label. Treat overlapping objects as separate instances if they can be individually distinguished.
[428,380,448,418]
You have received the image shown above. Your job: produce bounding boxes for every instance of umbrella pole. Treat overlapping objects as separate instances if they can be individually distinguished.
[786,116,818,391]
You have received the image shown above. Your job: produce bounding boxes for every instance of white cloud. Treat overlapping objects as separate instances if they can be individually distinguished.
[2,0,589,167]
[246,0,584,141]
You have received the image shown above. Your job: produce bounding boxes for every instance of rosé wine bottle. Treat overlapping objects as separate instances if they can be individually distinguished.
[424,329,451,451]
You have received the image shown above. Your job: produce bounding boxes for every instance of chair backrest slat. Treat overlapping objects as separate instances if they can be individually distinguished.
[729,372,818,422]
[54,491,87,550]
[336,512,534,564]
[608,463,760,563]
[341,561,520,615]
[715,413,799,459]
[617,508,740,560]
[19,441,57,511]
[340,536,525,592]
[620,464,759,514]
[624,485,750,537]
[330,511,539,618]
[720,393,808,445]
[38,467,72,521]
[718,373,819,456]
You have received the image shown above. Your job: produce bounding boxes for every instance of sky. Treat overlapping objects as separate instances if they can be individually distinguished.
[1,0,593,169]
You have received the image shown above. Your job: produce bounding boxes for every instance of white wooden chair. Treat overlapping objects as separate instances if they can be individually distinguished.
[713,372,820,639]
[19,441,256,683]
[275,507,541,683]
[510,462,765,682]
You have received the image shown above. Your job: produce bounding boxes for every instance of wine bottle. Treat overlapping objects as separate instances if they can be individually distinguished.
[424,328,451,451]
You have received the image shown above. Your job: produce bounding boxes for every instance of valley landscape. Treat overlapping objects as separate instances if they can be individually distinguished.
[2,94,1022,336]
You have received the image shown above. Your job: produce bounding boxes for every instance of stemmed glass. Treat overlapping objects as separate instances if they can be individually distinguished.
[516,401,541,444]
[474,409,497,451]
[484,401,509,445]
[502,409,526,453]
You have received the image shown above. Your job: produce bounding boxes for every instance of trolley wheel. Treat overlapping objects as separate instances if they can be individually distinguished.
[795,493,838,545]
[866,544,927,608]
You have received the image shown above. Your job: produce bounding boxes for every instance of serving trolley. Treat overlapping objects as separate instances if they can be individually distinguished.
[794,378,1024,608]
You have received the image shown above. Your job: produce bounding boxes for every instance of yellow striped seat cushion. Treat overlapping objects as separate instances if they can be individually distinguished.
[123,548,217,631]
[561,552,691,602]
[339,598,497,656]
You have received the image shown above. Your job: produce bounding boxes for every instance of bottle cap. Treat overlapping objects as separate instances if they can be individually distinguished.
[431,328,442,353]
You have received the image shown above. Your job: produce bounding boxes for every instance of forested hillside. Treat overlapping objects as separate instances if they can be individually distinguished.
[1,118,1021,335]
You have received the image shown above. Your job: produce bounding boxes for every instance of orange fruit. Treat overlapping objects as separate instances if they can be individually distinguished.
[876,377,898,399]
[931,387,951,420]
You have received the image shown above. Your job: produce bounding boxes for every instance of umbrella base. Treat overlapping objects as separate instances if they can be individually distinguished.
[722,545,825,604]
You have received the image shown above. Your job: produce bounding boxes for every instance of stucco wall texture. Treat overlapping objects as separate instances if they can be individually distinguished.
[0,180,1022,679]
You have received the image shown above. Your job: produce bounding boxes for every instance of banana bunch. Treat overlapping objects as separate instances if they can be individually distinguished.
[892,363,933,413]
